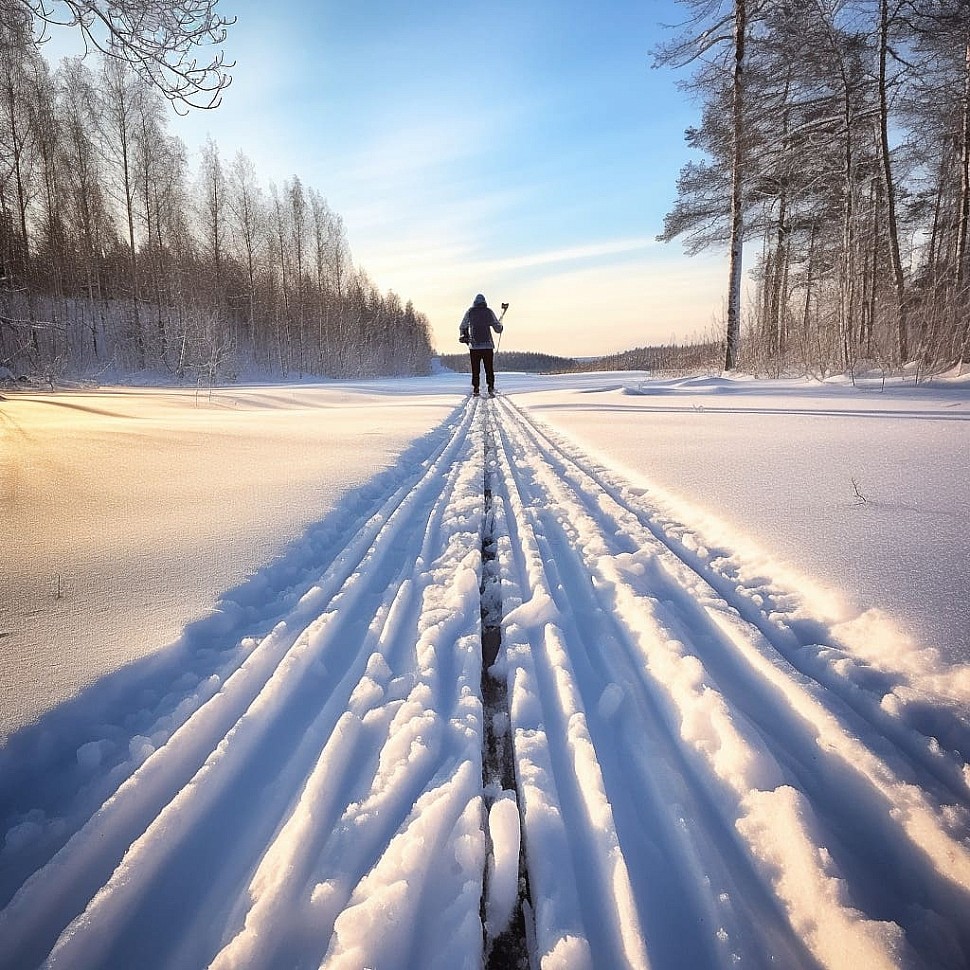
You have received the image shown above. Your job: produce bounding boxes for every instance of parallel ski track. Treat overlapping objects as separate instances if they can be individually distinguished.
[488,394,970,970]
[3,395,970,970]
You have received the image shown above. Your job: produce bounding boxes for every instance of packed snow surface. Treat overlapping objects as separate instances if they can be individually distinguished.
[1,371,968,969]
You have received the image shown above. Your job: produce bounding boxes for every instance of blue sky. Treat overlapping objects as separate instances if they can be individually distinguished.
[73,1,732,356]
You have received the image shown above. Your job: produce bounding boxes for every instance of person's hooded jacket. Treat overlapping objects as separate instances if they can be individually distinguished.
[459,294,503,350]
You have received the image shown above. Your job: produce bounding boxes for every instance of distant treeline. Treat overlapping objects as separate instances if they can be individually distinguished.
[0,17,433,383]
[581,340,723,374]
[439,350,579,374]
[441,340,722,376]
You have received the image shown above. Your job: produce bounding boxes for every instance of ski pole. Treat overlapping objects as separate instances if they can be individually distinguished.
[496,302,509,353]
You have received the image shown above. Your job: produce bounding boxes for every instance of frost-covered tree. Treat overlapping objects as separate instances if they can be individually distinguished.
[0,9,42,308]
[658,0,970,372]
[0,39,435,382]
[4,0,233,109]
[656,0,770,371]
[197,136,227,316]
[227,151,265,359]
[903,0,970,360]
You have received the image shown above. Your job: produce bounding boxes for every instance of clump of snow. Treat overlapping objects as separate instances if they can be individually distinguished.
[3,816,44,854]
[504,590,559,631]
[485,791,520,937]
[597,683,624,719]
[542,933,594,969]
[128,736,156,764]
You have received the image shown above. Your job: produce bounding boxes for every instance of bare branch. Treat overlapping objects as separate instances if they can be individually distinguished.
[11,0,234,109]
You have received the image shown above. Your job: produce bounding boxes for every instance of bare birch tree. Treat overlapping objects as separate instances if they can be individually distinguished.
[228,151,265,361]
[655,0,765,370]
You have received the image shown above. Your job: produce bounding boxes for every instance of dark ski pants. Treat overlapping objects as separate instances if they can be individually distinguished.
[469,349,495,392]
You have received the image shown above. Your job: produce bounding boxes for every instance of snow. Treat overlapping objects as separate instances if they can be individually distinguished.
[485,792,520,937]
[1,370,969,969]
[0,380,458,738]
[518,373,970,667]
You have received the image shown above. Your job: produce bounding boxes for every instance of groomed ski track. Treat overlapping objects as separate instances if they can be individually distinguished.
[2,395,969,969]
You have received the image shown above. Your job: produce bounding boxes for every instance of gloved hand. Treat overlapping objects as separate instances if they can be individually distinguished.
[495,324,503,333]
[459,334,469,344]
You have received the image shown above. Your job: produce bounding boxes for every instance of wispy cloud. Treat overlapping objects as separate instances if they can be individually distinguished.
[477,238,659,274]
[500,254,728,355]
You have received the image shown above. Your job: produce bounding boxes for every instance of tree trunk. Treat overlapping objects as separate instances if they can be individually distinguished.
[839,91,855,369]
[957,34,970,359]
[878,0,908,363]
[865,178,880,357]
[957,35,970,286]
[803,222,817,341]
[725,0,746,371]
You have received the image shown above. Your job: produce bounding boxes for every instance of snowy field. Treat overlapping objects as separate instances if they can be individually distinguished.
[0,381,457,738]
[1,371,969,969]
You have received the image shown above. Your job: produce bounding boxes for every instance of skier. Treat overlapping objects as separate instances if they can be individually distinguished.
[458,293,504,397]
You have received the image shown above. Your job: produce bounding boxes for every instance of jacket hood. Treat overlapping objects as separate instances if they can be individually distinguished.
[473,294,487,307]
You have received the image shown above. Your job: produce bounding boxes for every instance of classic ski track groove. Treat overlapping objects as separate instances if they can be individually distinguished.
[1,395,968,969]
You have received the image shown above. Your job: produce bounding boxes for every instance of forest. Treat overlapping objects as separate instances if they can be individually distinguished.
[658,0,970,376]
[0,5,434,384]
